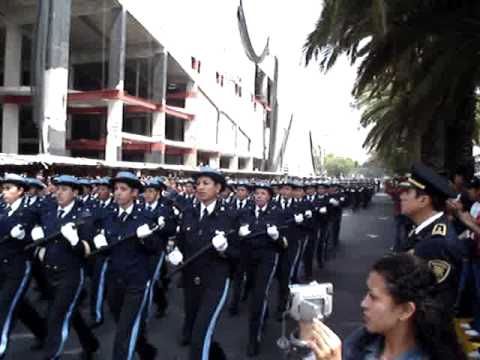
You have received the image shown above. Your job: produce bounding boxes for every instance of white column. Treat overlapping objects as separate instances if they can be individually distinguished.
[146,49,168,163]
[229,155,239,170]
[39,0,72,156]
[105,7,126,162]
[2,25,22,153]
[209,154,220,168]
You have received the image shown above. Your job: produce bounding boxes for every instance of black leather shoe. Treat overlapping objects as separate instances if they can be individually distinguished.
[137,343,157,360]
[228,305,239,316]
[30,339,45,351]
[79,350,98,360]
[179,334,191,347]
[246,340,259,357]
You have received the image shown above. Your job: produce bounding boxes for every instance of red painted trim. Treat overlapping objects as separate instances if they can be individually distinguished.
[254,96,272,112]
[68,90,158,111]
[159,105,195,121]
[2,95,31,105]
[67,137,166,152]
[167,91,197,100]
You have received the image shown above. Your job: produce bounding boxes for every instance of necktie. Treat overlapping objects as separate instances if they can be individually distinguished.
[57,209,65,219]
[5,206,11,216]
[119,211,128,222]
[146,205,152,212]
[200,208,208,222]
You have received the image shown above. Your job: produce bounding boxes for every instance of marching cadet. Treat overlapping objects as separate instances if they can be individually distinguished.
[291,180,313,282]
[0,174,46,358]
[25,177,51,302]
[303,180,319,281]
[142,177,176,319]
[314,182,331,268]
[91,171,160,359]
[328,182,347,250]
[275,179,305,320]
[167,166,239,360]
[26,178,46,207]
[271,180,281,203]
[237,181,284,356]
[228,179,255,315]
[30,175,99,360]
[79,179,97,208]
[176,178,196,209]
[88,177,114,327]
[221,180,236,205]
[399,163,463,308]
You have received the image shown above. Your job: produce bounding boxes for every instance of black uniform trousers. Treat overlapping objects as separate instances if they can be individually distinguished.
[247,250,279,343]
[229,245,253,310]
[303,227,318,278]
[276,237,299,313]
[183,276,230,360]
[107,274,151,360]
[146,252,168,318]
[0,259,46,358]
[89,255,109,324]
[43,266,97,359]
[332,208,343,248]
[316,219,329,266]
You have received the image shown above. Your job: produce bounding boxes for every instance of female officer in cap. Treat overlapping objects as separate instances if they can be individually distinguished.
[142,178,176,318]
[236,181,284,356]
[30,175,99,359]
[0,174,46,357]
[91,171,160,360]
[167,166,239,360]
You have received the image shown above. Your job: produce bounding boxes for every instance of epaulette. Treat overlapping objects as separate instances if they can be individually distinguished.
[432,223,447,237]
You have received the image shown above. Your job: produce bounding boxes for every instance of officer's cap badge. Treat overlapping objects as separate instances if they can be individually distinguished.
[428,259,451,284]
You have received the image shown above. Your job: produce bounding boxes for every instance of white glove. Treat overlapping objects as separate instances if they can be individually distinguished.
[93,232,108,249]
[238,224,251,237]
[31,226,45,242]
[304,210,313,219]
[340,197,345,202]
[136,224,153,239]
[320,206,328,214]
[37,247,46,262]
[212,231,228,252]
[267,225,279,241]
[10,224,25,240]
[329,198,339,206]
[294,214,304,224]
[167,247,183,266]
[173,207,180,216]
[157,216,166,229]
[61,222,80,247]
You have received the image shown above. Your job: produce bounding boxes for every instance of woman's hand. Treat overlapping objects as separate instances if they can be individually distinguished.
[307,319,342,360]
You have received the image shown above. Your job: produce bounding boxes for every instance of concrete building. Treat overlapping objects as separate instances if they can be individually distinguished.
[0,0,279,172]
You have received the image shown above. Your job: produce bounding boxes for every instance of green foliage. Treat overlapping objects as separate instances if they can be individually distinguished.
[304,0,480,173]
[324,153,359,177]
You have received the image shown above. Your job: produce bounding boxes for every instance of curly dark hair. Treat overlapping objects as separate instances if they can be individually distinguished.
[372,253,466,360]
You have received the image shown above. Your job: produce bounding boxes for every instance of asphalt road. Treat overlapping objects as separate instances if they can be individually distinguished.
[6,193,395,359]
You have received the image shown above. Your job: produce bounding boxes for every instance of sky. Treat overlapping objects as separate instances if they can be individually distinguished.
[124,0,369,175]
[260,1,370,173]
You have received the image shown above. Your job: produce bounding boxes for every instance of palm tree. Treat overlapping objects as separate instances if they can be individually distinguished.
[305,0,480,176]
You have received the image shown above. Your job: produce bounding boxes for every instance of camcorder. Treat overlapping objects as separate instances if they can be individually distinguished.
[287,281,333,322]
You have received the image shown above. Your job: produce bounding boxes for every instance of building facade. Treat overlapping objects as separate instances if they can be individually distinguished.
[0,0,279,171]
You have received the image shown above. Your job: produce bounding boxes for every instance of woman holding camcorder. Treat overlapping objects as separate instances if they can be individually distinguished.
[288,253,465,360]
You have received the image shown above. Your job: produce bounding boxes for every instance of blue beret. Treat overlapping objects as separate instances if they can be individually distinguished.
[26,177,46,189]
[144,179,161,190]
[2,173,29,189]
[111,171,142,190]
[54,175,80,189]
[193,166,226,190]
